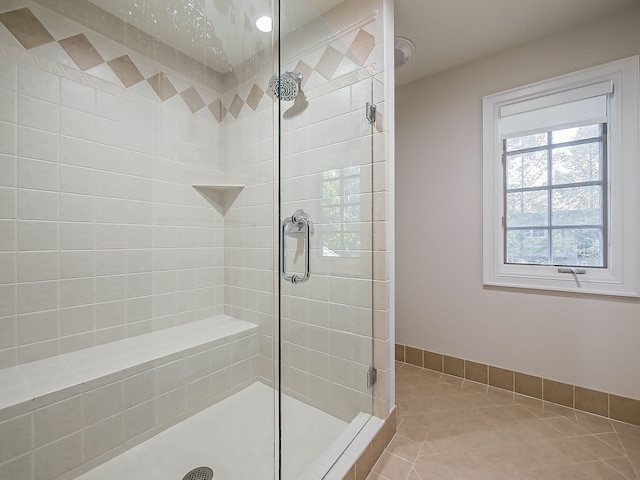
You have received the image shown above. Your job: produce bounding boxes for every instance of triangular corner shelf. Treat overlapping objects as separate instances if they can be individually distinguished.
[193,185,244,215]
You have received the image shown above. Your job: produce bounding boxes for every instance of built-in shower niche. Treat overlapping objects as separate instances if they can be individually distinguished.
[192,185,245,215]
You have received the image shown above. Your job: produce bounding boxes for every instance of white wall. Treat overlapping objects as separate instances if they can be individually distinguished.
[395,4,640,400]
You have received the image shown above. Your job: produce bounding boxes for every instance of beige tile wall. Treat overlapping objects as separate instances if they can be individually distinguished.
[0,0,396,435]
[0,75,227,367]
[0,1,396,478]
[396,343,640,427]
[0,326,260,480]
[219,0,391,425]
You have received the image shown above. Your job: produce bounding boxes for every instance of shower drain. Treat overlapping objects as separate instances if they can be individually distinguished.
[182,466,214,480]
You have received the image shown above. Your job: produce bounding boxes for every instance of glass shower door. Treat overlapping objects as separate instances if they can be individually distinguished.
[277,1,377,477]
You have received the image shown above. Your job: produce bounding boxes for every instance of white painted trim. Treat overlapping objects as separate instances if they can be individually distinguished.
[483,56,640,297]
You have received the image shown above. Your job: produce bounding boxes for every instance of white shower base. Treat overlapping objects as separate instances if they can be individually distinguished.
[77,382,369,480]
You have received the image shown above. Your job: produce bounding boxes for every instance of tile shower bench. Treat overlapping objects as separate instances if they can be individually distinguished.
[0,315,260,480]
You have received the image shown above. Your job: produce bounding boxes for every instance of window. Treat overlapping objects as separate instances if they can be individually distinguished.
[483,56,640,296]
[504,124,606,267]
[321,166,362,257]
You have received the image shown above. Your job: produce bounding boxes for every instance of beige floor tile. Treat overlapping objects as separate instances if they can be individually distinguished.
[465,473,529,480]
[386,435,422,463]
[462,393,496,408]
[572,434,627,460]
[405,469,421,480]
[396,386,413,399]
[405,377,442,389]
[498,442,547,471]
[372,452,412,480]
[522,403,559,419]
[420,429,468,455]
[627,452,640,478]
[436,449,504,478]
[459,381,488,395]
[396,421,429,444]
[522,463,593,480]
[573,411,615,434]
[412,383,460,398]
[365,473,385,480]
[485,386,515,405]
[412,455,455,479]
[439,374,464,388]
[397,364,422,377]
[546,437,599,463]
[605,457,639,479]
[542,402,578,420]
[522,418,566,440]
[384,364,639,480]
[618,433,640,456]
[477,405,523,426]
[612,421,640,441]
[579,460,631,480]
[514,393,543,409]
[544,416,591,436]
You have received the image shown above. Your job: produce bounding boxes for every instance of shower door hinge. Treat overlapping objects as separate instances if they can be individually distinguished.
[367,367,377,388]
[366,102,376,125]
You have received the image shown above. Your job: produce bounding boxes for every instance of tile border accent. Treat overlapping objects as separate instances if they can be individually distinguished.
[0,6,378,124]
[395,343,640,427]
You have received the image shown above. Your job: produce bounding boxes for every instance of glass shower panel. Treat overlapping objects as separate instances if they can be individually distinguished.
[278,1,377,477]
[0,0,277,478]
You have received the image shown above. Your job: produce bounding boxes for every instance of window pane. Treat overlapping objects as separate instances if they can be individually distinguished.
[506,151,548,189]
[552,186,602,226]
[344,205,360,221]
[552,228,603,266]
[552,143,601,185]
[506,191,548,227]
[344,178,360,196]
[506,230,550,264]
[343,233,360,250]
[552,124,600,144]
[322,206,341,222]
[505,132,547,152]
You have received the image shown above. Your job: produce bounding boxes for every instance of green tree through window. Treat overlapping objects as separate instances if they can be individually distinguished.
[322,166,362,257]
[504,125,606,267]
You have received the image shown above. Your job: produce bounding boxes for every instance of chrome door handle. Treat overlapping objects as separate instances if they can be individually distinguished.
[281,209,313,284]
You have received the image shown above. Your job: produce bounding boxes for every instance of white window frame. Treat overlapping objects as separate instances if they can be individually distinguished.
[483,56,640,297]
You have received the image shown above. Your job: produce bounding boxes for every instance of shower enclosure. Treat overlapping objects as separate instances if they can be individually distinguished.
[0,0,391,479]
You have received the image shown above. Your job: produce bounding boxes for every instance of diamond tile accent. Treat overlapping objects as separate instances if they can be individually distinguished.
[294,60,313,89]
[147,72,178,101]
[228,94,244,119]
[58,34,105,71]
[0,7,55,49]
[0,7,379,124]
[349,29,375,65]
[107,55,144,88]
[315,45,344,80]
[208,99,227,123]
[246,84,264,111]
[180,86,206,113]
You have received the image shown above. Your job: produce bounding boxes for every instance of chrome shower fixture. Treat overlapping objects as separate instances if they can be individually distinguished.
[269,71,303,101]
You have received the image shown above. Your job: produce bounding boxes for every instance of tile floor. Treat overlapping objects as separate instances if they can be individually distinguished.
[368,362,640,480]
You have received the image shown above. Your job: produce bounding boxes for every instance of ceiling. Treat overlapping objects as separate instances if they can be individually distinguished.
[87,0,344,74]
[394,0,640,87]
